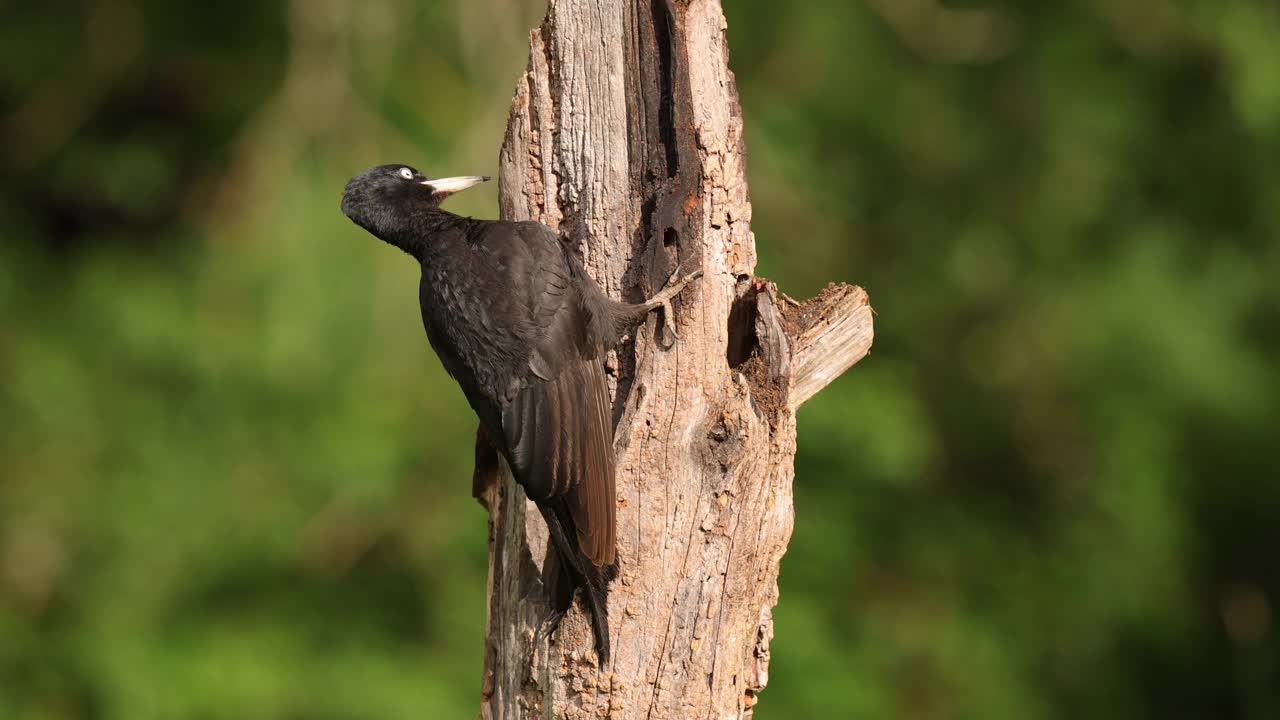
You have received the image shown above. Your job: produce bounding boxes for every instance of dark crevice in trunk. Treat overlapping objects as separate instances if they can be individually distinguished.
[727,278,759,369]
[653,0,679,178]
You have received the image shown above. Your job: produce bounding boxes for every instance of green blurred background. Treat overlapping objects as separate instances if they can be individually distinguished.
[2,1,1278,718]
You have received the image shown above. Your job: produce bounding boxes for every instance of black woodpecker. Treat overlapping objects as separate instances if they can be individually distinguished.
[340,164,699,663]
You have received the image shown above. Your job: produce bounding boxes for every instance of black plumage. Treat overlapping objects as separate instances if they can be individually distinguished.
[340,164,698,663]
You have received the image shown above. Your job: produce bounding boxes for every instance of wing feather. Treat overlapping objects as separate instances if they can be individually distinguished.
[501,352,616,565]
[499,225,615,566]
[422,220,616,567]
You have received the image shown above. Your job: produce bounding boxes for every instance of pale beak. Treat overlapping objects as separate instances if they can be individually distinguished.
[423,175,490,195]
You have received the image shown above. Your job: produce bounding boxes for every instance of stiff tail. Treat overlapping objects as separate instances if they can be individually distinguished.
[536,500,613,664]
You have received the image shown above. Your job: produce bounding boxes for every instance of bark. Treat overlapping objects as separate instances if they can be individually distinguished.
[477,0,873,717]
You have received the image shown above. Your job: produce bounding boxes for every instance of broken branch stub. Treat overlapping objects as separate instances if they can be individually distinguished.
[785,283,875,410]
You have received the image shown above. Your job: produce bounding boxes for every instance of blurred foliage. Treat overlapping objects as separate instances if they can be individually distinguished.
[1,1,1277,718]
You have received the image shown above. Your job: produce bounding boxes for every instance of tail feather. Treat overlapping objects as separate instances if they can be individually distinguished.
[536,500,611,664]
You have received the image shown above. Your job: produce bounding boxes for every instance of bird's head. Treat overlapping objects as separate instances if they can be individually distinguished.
[341,164,489,241]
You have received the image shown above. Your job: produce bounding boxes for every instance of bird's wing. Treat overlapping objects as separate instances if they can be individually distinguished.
[420,221,616,566]
[503,352,616,565]
[497,223,616,566]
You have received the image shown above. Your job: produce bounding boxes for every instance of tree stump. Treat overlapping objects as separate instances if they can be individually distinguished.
[476,0,873,717]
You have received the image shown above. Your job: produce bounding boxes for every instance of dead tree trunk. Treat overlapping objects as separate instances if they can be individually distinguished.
[476,0,873,717]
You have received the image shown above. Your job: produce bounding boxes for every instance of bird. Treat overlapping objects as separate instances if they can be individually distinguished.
[340,163,700,664]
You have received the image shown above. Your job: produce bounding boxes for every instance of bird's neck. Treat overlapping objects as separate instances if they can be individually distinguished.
[385,206,465,261]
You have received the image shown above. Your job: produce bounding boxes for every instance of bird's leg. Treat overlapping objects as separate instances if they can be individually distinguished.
[640,266,703,346]
[535,550,574,650]
[534,606,567,648]
[642,266,703,312]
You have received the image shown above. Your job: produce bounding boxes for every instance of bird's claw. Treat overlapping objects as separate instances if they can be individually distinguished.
[534,607,567,648]
[653,268,702,348]
[659,298,679,347]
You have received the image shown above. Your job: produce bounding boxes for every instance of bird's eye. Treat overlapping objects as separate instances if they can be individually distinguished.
[399,168,414,180]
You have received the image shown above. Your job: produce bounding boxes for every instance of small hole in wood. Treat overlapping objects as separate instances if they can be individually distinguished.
[726,282,758,369]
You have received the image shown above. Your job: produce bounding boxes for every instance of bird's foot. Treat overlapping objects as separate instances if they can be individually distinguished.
[644,266,703,347]
[534,606,567,649]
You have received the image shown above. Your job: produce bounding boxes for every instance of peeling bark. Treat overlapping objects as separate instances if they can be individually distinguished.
[480,1,873,717]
